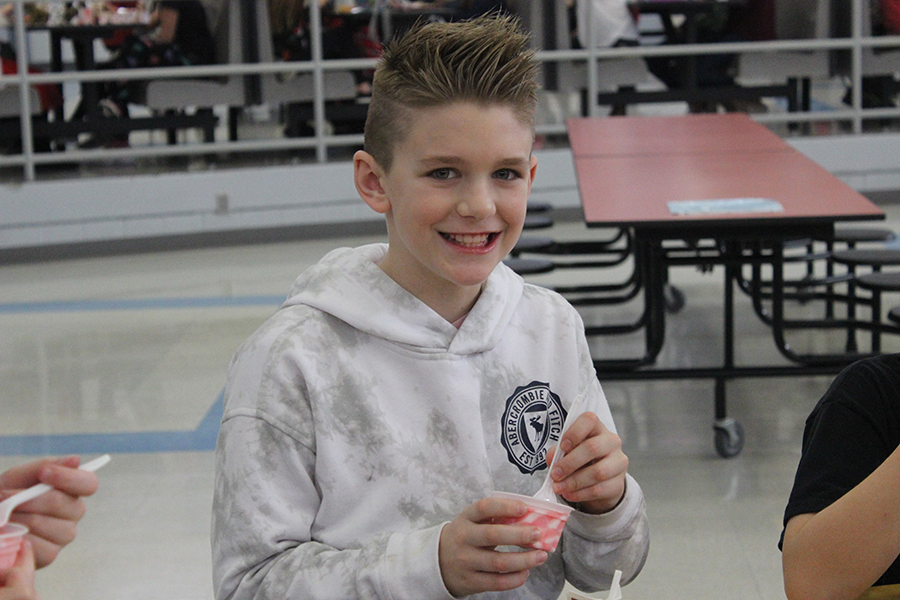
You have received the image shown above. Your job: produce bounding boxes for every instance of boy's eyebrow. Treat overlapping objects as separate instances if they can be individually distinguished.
[418,156,531,167]
[418,156,464,165]
[495,156,532,167]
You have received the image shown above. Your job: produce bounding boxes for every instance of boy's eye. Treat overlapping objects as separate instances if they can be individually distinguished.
[429,168,458,180]
[494,168,521,181]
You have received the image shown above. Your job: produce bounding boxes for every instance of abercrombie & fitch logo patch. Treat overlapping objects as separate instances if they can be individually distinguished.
[501,381,567,474]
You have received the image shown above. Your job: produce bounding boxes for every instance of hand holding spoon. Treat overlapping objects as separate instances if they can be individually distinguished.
[533,395,584,503]
[0,454,111,527]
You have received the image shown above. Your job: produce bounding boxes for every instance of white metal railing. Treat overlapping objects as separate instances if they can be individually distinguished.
[0,0,898,181]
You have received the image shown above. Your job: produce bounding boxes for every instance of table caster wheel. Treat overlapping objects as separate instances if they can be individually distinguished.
[714,417,744,458]
[664,284,686,314]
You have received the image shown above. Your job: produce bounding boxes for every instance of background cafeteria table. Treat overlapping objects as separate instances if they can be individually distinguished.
[566,113,884,456]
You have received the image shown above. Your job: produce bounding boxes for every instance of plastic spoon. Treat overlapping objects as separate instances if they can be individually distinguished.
[0,454,111,527]
[605,570,623,600]
[533,395,584,502]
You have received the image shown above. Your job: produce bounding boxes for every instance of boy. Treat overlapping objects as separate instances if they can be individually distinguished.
[212,14,648,599]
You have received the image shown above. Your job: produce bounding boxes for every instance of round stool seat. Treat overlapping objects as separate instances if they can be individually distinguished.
[784,238,814,249]
[523,214,554,230]
[831,249,900,268]
[512,236,555,254]
[832,227,896,244]
[503,258,555,275]
[526,202,554,214]
[856,271,900,292]
[889,305,900,324]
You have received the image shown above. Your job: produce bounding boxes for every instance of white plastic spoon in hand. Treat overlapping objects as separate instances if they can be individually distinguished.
[0,454,111,527]
[533,395,585,502]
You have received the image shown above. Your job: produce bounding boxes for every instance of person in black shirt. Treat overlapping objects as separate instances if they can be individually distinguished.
[781,353,900,600]
[99,0,214,118]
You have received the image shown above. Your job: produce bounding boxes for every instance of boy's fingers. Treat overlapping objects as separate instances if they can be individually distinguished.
[452,568,533,596]
[468,546,547,575]
[48,456,81,469]
[0,540,36,597]
[469,571,532,592]
[553,420,618,479]
[555,413,605,460]
[553,435,626,495]
[561,466,625,503]
[0,459,56,491]
[14,539,35,572]
[15,512,79,548]
[37,462,99,498]
[473,522,541,549]
[0,456,88,497]
[465,497,526,524]
[555,450,628,500]
[9,510,78,568]
[11,490,87,523]
[458,499,548,549]
[21,530,63,570]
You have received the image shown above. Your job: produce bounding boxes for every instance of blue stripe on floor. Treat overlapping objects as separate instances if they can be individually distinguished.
[0,391,225,456]
[0,294,270,455]
[0,295,285,314]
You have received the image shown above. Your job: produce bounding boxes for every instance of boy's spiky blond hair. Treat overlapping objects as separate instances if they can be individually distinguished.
[364,14,539,171]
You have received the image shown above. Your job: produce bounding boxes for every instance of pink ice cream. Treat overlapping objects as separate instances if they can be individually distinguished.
[492,491,574,552]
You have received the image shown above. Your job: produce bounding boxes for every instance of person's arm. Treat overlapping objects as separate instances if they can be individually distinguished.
[0,457,99,568]
[153,4,179,43]
[0,540,37,600]
[213,412,461,600]
[783,444,900,600]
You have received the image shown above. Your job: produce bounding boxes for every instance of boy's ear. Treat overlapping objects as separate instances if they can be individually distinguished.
[354,150,391,214]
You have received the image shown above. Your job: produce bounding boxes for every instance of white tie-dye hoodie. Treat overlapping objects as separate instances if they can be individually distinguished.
[212,243,649,600]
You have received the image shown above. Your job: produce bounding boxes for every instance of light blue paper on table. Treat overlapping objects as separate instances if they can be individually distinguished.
[667,197,784,216]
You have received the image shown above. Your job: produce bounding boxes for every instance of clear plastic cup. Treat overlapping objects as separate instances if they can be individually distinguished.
[491,491,574,552]
[0,523,28,570]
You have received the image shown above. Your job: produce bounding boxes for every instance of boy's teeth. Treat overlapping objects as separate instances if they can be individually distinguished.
[447,233,490,246]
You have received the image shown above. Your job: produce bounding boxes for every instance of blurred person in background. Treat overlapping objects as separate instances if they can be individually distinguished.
[268,0,381,98]
[99,0,213,119]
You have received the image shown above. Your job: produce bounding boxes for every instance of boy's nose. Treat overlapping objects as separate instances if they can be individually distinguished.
[456,180,496,220]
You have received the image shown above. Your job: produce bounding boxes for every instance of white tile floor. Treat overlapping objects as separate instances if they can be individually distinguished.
[2,203,900,600]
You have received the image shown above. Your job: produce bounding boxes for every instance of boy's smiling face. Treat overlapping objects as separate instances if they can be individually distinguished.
[355,101,538,321]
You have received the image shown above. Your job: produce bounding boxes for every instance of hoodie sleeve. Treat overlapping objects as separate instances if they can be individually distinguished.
[561,474,649,591]
[212,411,456,600]
[558,331,650,592]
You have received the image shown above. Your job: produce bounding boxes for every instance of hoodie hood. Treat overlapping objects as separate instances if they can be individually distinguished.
[281,243,524,354]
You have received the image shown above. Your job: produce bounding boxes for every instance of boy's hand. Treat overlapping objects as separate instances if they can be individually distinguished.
[438,497,548,597]
[546,411,628,514]
[0,539,38,600]
[0,456,99,568]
